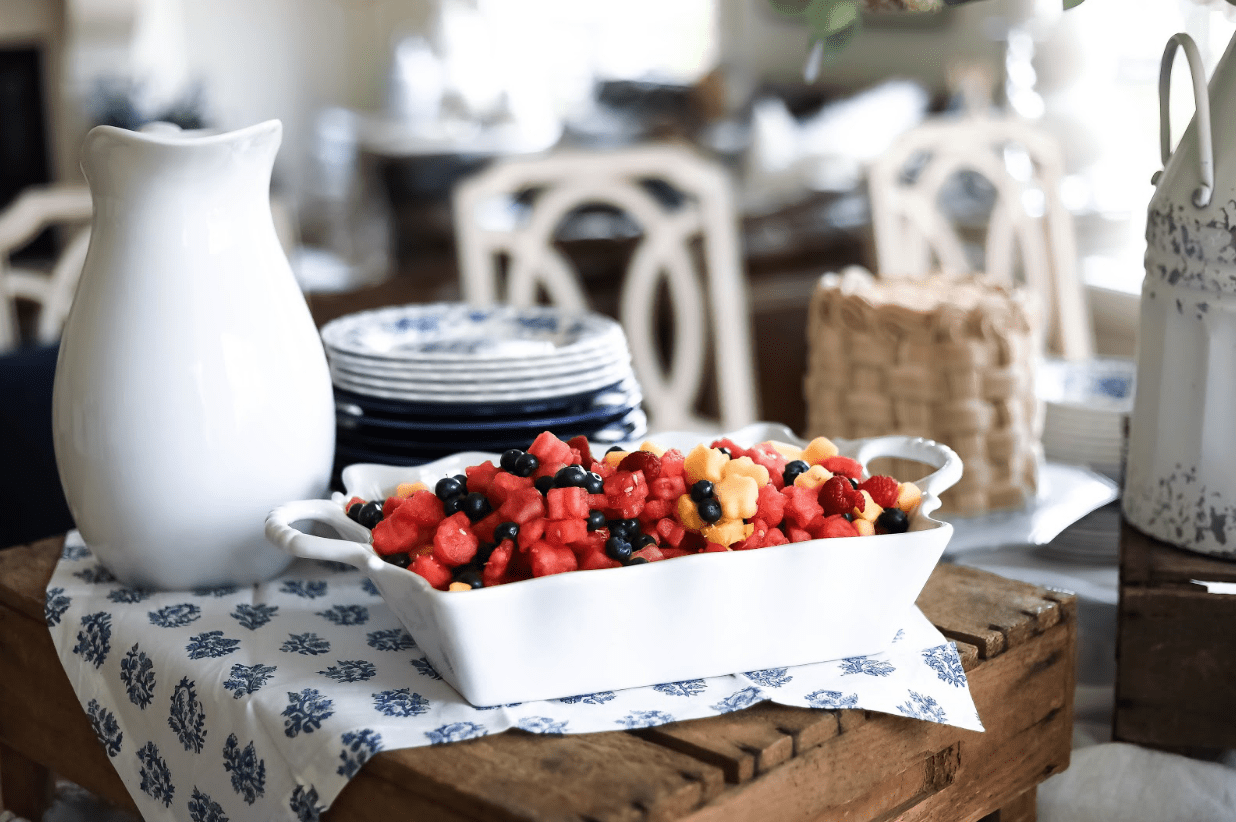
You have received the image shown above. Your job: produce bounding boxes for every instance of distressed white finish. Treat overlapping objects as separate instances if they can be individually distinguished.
[452,145,758,432]
[867,114,1093,361]
[0,185,92,351]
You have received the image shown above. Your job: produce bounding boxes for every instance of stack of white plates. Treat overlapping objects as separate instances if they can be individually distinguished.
[1039,358,1135,483]
[1038,502,1123,563]
[319,303,646,482]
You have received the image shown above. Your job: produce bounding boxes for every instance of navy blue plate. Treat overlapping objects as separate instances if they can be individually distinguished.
[333,379,638,421]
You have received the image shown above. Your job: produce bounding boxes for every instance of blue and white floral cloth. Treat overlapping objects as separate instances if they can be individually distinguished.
[46,531,983,822]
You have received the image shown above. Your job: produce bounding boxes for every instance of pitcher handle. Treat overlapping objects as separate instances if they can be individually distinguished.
[1154,33,1213,208]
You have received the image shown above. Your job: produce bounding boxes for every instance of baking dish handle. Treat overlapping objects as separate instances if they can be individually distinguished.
[851,435,963,501]
[265,499,387,574]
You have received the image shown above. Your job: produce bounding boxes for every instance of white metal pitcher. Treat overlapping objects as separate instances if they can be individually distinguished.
[52,121,336,589]
[1124,33,1236,558]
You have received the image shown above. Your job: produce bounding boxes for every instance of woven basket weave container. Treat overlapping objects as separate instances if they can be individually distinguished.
[804,268,1042,516]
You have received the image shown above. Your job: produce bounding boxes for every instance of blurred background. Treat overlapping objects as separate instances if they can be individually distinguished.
[5,0,1235,430]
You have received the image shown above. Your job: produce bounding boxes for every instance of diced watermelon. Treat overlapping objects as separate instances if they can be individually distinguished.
[567,435,594,467]
[411,554,452,590]
[402,490,445,526]
[618,451,661,481]
[546,486,589,520]
[786,526,813,543]
[821,455,864,479]
[649,475,687,502]
[528,431,573,467]
[654,517,686,548]
[639,498,672,522]
[345,496,366,512]
[482,539,515,587]
[659,448,685,478]
[709,437,747,459]
[659,547,690,559]
[591,461,616,479]
[569,529,608,559]
[489,471,533,505]
[465,461,499,494]
[702,542,729,553]
[497,488,546,524]
[588,493,608,510]
[544,518,588,546]
[678,531,707,553]
[381,495,406,518]
[815,514,859,539]
[517,518,546,551]
[747,443,788,490]
[762,527,789,547]
[631,545,665,563]
[534,460,566,480]
[529,540,578,577]
[578,547,621,571]
[755,483,786,527]
[432,512,479,567]
[371,504,421,556]
[782,485,823,529]
[473,511,501,543]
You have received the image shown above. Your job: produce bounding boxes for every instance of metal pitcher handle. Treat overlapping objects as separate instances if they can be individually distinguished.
[1154,33,1213,208]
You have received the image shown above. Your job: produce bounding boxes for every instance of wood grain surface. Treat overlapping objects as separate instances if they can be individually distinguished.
[0,536,1074,822]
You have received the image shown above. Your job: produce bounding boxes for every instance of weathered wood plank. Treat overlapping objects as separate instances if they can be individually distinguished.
[1119,520,1236,587]
[0,535,64,621]
[366,732,725,822]
[917,564,1073,659]
[680,617,1073,822]
[0,598,139,813]
[1114,586,1236,750]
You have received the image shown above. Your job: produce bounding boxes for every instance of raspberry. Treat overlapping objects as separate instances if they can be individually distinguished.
[821,455,864,479]
[818,476,859,517]
[858,475,899,509]
[617,450,662,481]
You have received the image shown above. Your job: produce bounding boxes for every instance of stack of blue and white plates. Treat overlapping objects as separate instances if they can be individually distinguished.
[320,303,646,481]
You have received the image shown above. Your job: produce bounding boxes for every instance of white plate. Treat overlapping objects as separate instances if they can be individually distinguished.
[320,303,625,363]
[265,422,962,706]
[327,359,633,393]
[330,364,638,403]
[325,346,630,380]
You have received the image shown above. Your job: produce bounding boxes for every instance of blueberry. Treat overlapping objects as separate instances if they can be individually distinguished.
[435,476,465,501]
[534,475,555,495]
[500,449,524,472]
[876,507,910,534]
[605,536,633,562]
[383,552,411,568]
[462,492,492,522]
[586,510,606,531]
[843,512,854,522]
[606,445,624,454]
[454,568,484,589]
[782,460,809,487]
[583,472,604,494]
[635,533,657,549]
[848,477,860,490]
[697,497,722,524]
[347,502,364,522]
[443,495,466,516]
[690,480,715,502]
[454,474,468,486]
[626,557,648,566]
[554,465,588,488]
[716,446,732,458]
[356,501,384,529]
[493,521,520,543]
[512,452,540,478]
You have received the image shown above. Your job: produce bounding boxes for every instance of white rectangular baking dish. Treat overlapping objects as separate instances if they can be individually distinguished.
[265,422,961,705]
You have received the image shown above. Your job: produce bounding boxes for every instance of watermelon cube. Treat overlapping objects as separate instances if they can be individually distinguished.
[489,472,532,504]
[754,484,786,527]
[497,488,546,524]
[402,490,445,526]
[544,518,588,546]
[546,486,589,520]
[578,547,621,571]
[567,435,594,466]
[382,495,406,518]
[529,540,578,577]
[631,545,665,563]
[411,554,452,590]
[371,505,421,556]
[432,512,479,567]
[649,475,686,502]
[782,485,823,529]
[517,518,546,551]
[528,431,573,467]
[465,461,499,494]
[482,539,515,587]
[659,448,686,478]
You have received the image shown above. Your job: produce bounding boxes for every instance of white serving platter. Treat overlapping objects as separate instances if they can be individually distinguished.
[265,422,961,706]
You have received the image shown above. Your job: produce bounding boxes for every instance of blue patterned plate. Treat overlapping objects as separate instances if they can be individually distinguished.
[320,303,624,363]
[333,378,639,419]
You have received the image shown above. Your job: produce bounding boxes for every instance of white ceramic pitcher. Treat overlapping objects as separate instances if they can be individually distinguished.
[1124,33,1236,559]
[52,121,336,589]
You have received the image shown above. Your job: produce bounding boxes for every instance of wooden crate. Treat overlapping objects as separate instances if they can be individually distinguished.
[0,538,1075,822]
[1115,519,1236,752]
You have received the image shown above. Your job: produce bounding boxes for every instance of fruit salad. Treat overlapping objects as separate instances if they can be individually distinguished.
[343,431,924,592]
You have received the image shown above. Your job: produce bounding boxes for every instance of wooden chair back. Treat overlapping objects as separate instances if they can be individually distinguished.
[0,185,92,352]
[452,144,758,432]
[867,114,1093,360]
